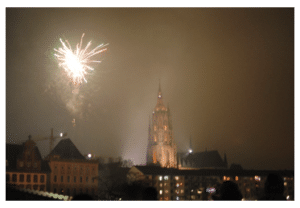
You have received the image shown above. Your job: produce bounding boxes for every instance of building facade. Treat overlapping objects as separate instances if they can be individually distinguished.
[45,138,98,198]
[147,83,177,168]
[6,136,51,191]
[127,166,294,201]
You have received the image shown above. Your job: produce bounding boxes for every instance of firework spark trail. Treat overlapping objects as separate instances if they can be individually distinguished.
[53,33,107,127]
[54,33,107,85]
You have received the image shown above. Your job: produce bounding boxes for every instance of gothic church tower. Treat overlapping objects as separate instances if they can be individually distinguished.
[147,82,177,168]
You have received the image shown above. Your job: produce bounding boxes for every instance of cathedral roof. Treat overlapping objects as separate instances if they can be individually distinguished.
[181,150,227,169]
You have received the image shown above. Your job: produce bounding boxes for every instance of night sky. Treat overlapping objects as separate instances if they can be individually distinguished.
[6,8,294,170]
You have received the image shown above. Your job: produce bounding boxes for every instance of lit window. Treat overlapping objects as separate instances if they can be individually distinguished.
[159,190,163,195]
[164,176,168,180]
[154,136,157,142]
[235,176,239,181]
[176,196,179,200]
[159,176,163,181]
[227,177,230,181]
[165,190,168,193]
[223,176,226,181]
[181,189,184,194]
[284,182,287,186]
[176,183,180,187]
[164,126,167,131]
[160,183,163,187]
[175,176,179,180]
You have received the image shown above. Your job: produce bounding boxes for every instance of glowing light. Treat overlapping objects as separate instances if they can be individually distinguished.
[206,188,216,193]
[254,175,261,181]
[87,154,92,158]
[159,176,163,181]
[60,133,63,137]
[164,176,168,180]
[54,33,107,85]
[286,195,290,200]
[189,149,193,153]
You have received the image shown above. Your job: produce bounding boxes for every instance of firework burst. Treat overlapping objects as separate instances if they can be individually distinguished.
[54,33,107,85]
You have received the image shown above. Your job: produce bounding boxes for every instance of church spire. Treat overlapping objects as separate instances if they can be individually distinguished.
[156,80,165,110]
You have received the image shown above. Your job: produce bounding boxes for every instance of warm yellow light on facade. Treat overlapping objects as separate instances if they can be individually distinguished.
[235,176,239,181]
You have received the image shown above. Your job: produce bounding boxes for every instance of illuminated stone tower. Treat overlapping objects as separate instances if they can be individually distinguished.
[147,82,177,168]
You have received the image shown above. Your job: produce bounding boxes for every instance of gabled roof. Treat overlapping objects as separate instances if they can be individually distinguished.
[46,138,85,160]
[6,143,51,173]
[182,150,227,169]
